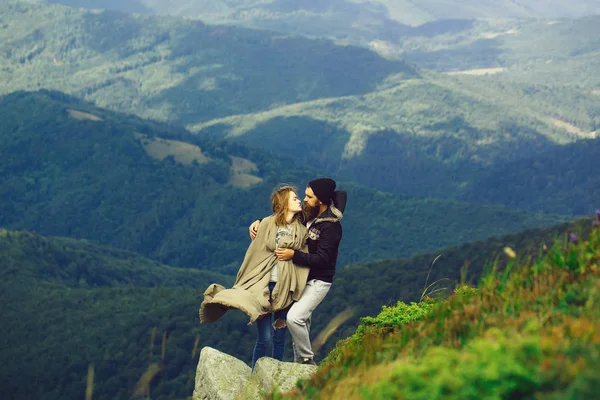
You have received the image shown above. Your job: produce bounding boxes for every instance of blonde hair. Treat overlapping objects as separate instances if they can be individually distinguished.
[271,185,300,226]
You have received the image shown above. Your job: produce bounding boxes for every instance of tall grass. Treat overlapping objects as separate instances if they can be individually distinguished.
[276,213,600,399]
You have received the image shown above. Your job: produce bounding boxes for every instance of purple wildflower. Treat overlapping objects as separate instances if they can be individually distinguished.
[569,233,579,243]
[596,209,600,219]
[593,220,600,228]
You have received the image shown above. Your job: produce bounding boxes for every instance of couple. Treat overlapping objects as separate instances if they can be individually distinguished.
[199,178,345,370]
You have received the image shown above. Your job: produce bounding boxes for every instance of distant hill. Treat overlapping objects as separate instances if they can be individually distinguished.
[456,137,600,216]
[3,3,598,213]
[1,213,593,399]
[34,0,600,68]
[190,14,600,214]
[396,16,600,76]
[41,0,600,36]
[192,70,599,214]
[0,90,568,271]
[0,228,244,400]
[0,228,231,289]
[0,1,415,125]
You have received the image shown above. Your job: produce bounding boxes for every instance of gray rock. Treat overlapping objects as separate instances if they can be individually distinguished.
[193,347,251,400]
[193,347,318,400]
[249,357,318,397]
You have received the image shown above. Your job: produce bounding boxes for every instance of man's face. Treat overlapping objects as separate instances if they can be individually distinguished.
[303,186,321,220]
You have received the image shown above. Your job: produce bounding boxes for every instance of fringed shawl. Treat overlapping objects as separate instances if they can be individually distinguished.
[199,216,308,325]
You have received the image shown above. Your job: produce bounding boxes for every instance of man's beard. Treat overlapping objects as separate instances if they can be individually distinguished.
[303,202,320,221]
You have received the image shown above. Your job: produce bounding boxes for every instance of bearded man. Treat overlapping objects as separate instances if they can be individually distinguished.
[249,178,346,365]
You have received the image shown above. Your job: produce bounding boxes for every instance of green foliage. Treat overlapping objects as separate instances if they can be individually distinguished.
[0,90,568,272]
[0,1,413,125]
[324,300,436,366]
[42,0,600,43]
[2,2,599,218]
[364,332,547,400]
[359,300,436,334]
[281,214,600,399]
[453,284,478,298]
[458,137,600,215]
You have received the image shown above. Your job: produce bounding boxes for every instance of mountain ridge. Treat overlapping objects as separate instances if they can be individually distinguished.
[1,90,568,273]
[41,0,600,28]
[0,0,415,125]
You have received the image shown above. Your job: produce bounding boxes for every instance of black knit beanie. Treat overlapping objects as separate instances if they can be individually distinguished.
[308,178,336,205]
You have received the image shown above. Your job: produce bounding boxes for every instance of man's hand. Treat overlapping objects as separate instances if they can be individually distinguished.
[274,248,294,261]
[249,220,260,240]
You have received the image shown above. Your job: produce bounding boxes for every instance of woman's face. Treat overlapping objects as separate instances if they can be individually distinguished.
[288,191,302,213]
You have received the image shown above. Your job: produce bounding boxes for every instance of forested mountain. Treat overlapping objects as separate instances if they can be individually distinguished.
[457,137,600,215]
[1,213,594,399]
[193,72,599,215]
[1,90,567,271]
[1,228,231,289]
[0,1,415,125]
[190,14,600,214]
[2,2,598,214]
[0,229,241,400]
[40,0,600,37]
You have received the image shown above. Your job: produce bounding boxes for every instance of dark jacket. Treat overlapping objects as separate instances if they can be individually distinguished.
[292,191,346,283]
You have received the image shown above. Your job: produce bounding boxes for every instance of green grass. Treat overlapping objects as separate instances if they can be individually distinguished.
[277,212,600,399]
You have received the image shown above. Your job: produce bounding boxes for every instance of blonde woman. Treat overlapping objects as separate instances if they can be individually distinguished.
[200,185,309,370]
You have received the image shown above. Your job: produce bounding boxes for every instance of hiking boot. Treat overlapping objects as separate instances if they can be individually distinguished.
[301,357,317,366]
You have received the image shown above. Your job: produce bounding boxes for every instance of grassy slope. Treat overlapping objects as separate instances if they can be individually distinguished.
[279,213,600,399]
[309,216,598,356]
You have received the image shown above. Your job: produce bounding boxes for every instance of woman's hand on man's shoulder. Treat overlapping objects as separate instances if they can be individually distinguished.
[249,219,261,240]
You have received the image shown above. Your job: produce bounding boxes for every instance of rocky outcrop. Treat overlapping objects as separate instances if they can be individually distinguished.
[193,347,318,400]
[193,347,251,400]
[247,357,318,397]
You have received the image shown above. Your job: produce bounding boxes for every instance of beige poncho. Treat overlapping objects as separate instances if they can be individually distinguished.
[199,216,309,325]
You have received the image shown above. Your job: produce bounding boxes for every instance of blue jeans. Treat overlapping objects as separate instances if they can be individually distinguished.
[251,282,288,371]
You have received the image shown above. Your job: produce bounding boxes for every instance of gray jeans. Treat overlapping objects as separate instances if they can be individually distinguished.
[287,279,332,361]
